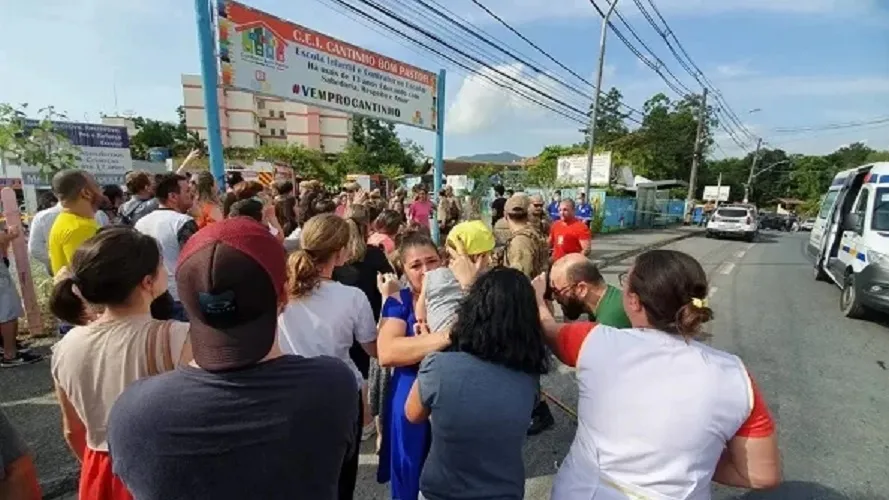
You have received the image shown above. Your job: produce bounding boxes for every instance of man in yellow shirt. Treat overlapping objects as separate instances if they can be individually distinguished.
[48,170,103,276]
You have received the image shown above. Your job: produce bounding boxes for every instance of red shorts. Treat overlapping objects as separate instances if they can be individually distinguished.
[79,448,133,500]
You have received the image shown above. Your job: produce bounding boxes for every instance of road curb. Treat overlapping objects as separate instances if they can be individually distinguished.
[594,230,702,269]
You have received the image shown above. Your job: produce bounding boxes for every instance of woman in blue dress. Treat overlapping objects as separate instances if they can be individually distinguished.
[376,232,451,500]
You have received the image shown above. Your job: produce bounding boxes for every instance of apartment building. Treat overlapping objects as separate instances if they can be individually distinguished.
[181,74,350,152]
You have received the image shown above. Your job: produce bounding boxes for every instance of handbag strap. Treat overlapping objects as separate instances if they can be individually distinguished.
[144,320,176,376]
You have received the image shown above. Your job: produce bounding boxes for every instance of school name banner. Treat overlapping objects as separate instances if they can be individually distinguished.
[216,1,438,130]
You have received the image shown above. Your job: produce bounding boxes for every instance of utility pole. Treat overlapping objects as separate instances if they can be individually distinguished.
[583,0,620,197]
[743,137,762,203]
[715,172,722,209]
[685,88,707,224]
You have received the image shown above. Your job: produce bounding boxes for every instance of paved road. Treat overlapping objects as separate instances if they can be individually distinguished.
[6,231,889,499]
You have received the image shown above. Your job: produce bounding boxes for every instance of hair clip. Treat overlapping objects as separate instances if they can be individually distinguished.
[691,297,708,309]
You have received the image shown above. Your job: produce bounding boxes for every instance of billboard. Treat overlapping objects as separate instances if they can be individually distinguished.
[556,152,612,186]
[21,120,133,187]
[216,1,438,130]
[702,185,730,202]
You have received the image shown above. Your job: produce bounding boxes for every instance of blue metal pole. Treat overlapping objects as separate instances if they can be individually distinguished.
[431,69,446,245]
[195,0,226,191]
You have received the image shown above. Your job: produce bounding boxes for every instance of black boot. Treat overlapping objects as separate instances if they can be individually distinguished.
[527,400,555,436]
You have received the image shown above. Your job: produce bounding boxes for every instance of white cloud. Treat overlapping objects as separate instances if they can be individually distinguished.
[715,61,757,79]
[445,63,587,134]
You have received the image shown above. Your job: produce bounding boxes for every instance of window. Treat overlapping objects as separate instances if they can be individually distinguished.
[851,189,870,233]
[259,119,267,128]
[269,110,275,118]
[258,100,265,109]
[269,128,276,136]
[716,208,748,218]
[278,110,285,119]
[872,187,889,231]
[818,190,839,219]
[279,129,286,137]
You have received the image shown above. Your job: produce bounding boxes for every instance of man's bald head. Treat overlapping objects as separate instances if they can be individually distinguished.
[551,253,604,287]
[52,169,96,203]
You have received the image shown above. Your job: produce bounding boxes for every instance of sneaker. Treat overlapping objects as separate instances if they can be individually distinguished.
[361,422,376,441]
[0,341,32,356]
[1,351,43,368]
[527,400,555,436]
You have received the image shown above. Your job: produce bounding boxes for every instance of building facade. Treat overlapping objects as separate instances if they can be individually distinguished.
[181,74,351,152]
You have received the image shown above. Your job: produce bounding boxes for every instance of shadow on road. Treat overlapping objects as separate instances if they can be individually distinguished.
[717,480,885,500]
[753,232,783,244]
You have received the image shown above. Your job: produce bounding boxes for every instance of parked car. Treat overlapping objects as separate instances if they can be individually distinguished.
[800,218,815,231]
[706,205,758,242]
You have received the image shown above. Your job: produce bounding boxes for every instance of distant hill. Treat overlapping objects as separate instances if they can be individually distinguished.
[455,152,523,163]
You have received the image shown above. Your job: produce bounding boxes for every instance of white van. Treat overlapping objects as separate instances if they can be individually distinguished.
[808,162,889,318]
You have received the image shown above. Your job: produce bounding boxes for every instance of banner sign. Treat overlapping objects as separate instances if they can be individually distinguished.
[556,152,612,186]
[216,0,438,130]
[702,185,730,202]
[20,120,133,187]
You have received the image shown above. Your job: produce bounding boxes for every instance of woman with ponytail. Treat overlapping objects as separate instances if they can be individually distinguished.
[534,249,781,498]
[49,227,191,500]
[333,205,396,446]
[277,213,378,500]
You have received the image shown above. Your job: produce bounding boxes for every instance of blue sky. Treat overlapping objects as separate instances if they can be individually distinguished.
[2,0,888,160]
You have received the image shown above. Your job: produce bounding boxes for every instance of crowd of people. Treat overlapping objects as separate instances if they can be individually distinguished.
[0,166,781,500]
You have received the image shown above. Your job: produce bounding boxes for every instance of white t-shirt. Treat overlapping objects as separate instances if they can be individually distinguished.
[277,281,377,388]
[134,209,195,301]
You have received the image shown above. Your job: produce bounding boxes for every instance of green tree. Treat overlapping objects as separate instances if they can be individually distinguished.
[258,143,345,186]
[584,87,630,149]
[347,117,425,175]
[0,103,80,178]
[614,92,717,187]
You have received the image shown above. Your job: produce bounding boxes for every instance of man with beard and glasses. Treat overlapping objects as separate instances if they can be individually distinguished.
[548,253,630,327]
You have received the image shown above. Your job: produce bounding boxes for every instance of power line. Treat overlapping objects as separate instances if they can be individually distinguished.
[352,0,594,121]
[466,0,644,118]
[318,0,590,125]
[311,0,573,122]
[637,0,757,146]
[382,0,595,115]
[612,8,693,96]
[771,116,889,134]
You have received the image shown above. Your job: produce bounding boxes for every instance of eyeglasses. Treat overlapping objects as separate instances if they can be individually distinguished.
[551,282,577,298]
[532,203,544,208]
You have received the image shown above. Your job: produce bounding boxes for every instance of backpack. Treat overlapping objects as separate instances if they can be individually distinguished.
[447,198,461,223]
[119,198,153,227]
[495,226,550,278]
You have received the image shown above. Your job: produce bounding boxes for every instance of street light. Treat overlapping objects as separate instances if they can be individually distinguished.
[744,159,790,203]
[583,0,620,198]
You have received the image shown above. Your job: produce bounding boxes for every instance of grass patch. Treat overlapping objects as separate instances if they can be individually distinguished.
[15,260,58,338]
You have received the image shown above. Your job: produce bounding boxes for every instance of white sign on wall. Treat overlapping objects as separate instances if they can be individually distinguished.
[556,152,612,186]
[21,120,133,187]
[702,185,731,202]
[217,1,438,130]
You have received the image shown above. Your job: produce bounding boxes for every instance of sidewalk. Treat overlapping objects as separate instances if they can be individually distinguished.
[3,226,703,499]
[590,226,703,267]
